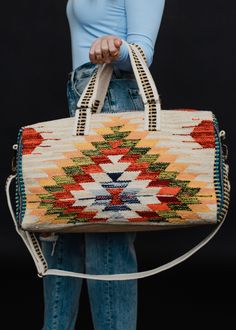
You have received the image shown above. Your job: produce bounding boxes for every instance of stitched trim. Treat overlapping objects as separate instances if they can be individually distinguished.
[212,114,230,222]
[130,43,148,64]
[16,127,26,224]
[29,232,48,274]
[129,45,159,131]
[75,67,101,135]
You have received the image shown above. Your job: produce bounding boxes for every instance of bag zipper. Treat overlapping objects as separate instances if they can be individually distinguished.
[15,127,26,225]
[212,114,230,223]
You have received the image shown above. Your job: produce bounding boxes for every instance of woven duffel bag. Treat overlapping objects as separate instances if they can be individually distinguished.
[5,40,230,280]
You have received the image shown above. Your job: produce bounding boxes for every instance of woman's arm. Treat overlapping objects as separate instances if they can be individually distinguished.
[112,0,166,71]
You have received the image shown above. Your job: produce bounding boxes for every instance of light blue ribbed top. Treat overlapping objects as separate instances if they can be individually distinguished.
[66,0,165,72]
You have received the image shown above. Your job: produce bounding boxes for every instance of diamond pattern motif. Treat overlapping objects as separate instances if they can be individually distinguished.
[20,110,217,229]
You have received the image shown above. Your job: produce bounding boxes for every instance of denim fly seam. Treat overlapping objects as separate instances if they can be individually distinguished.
[105,233,115,329]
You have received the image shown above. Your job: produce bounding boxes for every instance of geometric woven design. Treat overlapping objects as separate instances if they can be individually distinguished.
[18,109,218,231]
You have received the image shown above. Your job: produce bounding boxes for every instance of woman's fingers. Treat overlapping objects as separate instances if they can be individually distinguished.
[101,38,111,63]
[89,41,97,63]
[113,38,122,52]
[94,42,103,64]
[108,38,119,58]
[89,39,103,64]
[89,36,122,64]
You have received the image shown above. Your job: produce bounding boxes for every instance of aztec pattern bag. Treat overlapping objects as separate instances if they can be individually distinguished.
[5,40,230,280]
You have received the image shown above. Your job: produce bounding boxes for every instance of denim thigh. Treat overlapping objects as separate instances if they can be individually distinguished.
[66,62,144,117]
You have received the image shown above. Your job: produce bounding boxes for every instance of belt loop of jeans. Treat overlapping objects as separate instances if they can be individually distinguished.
[68,70,75,83]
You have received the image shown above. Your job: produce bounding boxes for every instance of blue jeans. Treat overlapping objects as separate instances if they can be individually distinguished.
[40,61,144,330]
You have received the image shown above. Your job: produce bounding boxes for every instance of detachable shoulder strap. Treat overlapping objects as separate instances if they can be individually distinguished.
[5,166,229,280]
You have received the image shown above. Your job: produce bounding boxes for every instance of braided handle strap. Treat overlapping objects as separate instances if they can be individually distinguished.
[72,39,161,136]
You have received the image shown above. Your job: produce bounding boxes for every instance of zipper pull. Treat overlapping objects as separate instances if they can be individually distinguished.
[11,144,18,174]
[219,130,228,161]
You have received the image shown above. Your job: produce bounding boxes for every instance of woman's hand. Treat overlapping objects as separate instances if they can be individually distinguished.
[89,35,122,64]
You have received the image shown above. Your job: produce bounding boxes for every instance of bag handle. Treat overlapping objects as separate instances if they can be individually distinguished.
[89,42,148,115]
[72,42,148,116]
[72,39,161,136]
[5,164,229,280]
